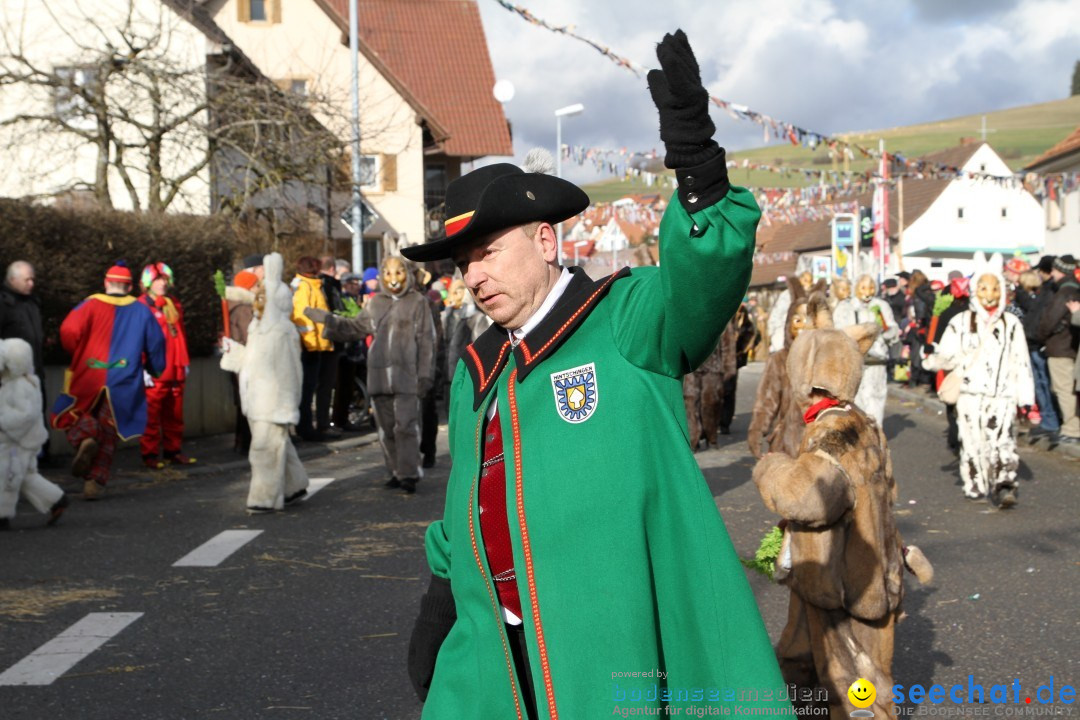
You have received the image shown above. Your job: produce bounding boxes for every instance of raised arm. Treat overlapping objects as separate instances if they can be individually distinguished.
[609,31,758,377]
[304,305,375,344]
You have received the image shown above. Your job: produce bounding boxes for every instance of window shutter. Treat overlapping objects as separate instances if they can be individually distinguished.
[271,0,282,24]
[238,0,251,21]
[381,154,397,193]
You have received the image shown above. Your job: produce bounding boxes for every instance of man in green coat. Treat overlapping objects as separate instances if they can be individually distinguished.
[402,31,793,720]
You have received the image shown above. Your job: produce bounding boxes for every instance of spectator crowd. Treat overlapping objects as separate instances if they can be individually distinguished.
[1,247,1076,522]
[0,251,495,521]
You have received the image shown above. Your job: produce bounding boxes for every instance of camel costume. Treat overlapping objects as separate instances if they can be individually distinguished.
[220,253,310,513]
[753,314,932,720]
[748,279,822,458]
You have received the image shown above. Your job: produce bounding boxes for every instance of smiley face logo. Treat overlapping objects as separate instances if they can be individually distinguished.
[847,678,876,709]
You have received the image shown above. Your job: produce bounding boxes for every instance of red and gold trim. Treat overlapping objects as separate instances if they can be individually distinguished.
[518,271,622,366]
[467,340,511,394]
[507,369,559,719]
[466,410,523,720]
[445,210,475,237]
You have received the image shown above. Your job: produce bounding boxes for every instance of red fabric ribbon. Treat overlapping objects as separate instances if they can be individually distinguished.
[803,397,841,424]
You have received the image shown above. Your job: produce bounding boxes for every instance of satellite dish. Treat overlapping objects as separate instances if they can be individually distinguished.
[493,79,515,103]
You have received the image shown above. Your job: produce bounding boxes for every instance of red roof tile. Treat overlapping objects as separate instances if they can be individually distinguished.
[1025,124,1080,171]
[323,0,513,159]
[562,239,595,258]
[916,142,983,172]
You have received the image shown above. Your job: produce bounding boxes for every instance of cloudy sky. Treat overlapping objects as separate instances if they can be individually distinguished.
[474,0,1080,183]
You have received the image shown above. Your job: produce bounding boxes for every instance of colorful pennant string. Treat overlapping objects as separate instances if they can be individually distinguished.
[493,0,1076,186]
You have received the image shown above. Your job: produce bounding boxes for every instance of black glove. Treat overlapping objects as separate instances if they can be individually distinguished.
[647,30,720,170]
[407,575,457,702]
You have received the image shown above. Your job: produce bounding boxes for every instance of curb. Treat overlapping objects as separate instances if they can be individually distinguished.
[887,385,1080,461]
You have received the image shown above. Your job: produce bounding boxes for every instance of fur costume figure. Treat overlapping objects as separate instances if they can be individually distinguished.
[683,319,738,449]
[833,274,899,426]
[445,290,492,387]
[304,255,436,493]
[0,338,67,527]
[753,313,933,720]
[767,271,813,352]
[220,253,309,514]
[828,277,851,312]
[748,279,824,458]
[922,252,1034,507]
[226,273,257,453]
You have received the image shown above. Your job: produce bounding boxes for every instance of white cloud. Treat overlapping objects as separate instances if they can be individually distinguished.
[475,0,1080,182]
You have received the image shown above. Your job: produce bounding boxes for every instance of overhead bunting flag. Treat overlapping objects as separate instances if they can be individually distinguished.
[492,0,1076,187]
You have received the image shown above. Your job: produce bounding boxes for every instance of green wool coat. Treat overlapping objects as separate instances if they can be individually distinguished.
[423,188,793,719]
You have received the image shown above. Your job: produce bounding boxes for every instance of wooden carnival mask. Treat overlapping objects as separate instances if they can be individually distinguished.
[382,257,409,296]
[975,273,1001,310]
[855,275,876,303]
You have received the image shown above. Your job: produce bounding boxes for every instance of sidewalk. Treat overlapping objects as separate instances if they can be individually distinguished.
[887,383,1080,461]
[40,429,379,494]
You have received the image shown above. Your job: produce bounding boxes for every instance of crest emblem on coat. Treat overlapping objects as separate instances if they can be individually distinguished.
[550,363,598,423]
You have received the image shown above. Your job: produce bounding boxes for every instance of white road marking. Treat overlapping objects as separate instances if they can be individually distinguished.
[0,612,143,686]
[172,529,263,567]
[303,477,335,500]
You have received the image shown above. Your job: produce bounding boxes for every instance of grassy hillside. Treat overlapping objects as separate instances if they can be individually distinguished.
[584,95,1080,199]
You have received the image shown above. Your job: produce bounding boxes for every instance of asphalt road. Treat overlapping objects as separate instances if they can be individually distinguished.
[1,364,1077,719]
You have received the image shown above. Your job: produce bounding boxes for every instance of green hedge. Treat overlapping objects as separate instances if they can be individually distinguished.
[0,199,237,363]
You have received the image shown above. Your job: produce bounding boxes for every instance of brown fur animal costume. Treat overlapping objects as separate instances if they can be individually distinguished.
[747,279,824,458]
[753,313,932,719]
[683,319,738,449]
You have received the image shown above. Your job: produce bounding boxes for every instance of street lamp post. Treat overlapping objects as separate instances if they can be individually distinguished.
[554,103,584,265]
[348,0,363,273]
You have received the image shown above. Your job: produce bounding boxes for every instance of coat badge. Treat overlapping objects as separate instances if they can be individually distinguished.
[550,363,598,423]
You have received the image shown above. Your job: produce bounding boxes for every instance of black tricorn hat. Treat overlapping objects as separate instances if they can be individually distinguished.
[400,162,590,262]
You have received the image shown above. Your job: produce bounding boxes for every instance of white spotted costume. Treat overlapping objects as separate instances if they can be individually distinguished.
[220,253,309,512]
[923,253,1033,501]
[0,338,65,522]
[834,290,898,426]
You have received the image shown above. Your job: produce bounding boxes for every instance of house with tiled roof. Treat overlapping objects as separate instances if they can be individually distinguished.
[0,0,287,214]
[1024,124,1080,256]
[749,142,1043,287]
[207,0,512,263]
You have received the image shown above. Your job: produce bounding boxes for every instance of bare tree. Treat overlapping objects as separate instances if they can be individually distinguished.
[0,0,397,225]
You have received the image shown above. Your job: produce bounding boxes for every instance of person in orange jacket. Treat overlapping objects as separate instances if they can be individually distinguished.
[138,263,195,468]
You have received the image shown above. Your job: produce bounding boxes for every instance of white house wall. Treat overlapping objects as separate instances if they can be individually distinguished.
[210,0,426,258]
[901,181,1043,260]
[1041,187,1080,256]
[0,0,212,213]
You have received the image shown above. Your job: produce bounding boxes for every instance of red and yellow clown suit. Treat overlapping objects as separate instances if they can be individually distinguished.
[138,269,192,464]
[52,290,166,487]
